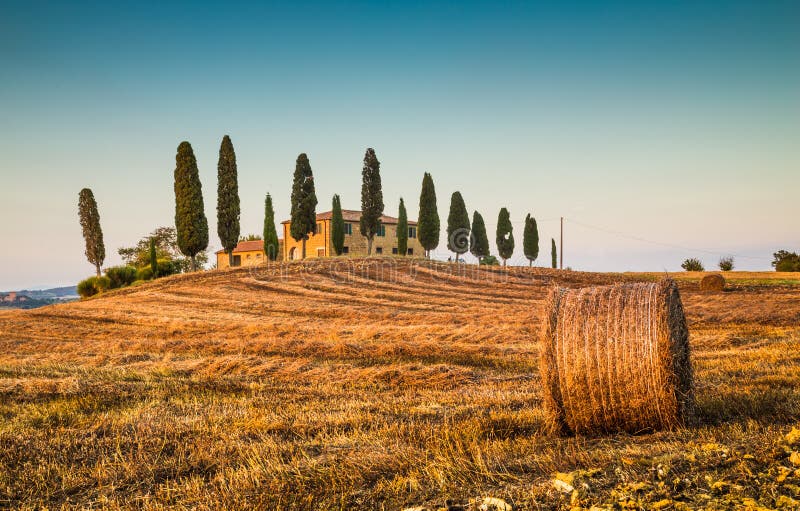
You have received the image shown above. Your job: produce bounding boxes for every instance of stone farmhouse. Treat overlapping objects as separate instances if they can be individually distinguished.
[215,209,424,268]
[281,210,423,261]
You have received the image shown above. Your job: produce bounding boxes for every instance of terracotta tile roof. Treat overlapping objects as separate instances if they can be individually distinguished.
[215,239,279,254]
[282,209,417,225]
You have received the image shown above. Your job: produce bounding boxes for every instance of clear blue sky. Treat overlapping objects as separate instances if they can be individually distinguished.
[1,0,798,289]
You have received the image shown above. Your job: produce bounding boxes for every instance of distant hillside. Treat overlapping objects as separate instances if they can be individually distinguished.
[17,286,78,299]
[0,286,78,309]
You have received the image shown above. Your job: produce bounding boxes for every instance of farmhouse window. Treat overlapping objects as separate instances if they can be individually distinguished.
[376,247,383,254]
[408,226,417,238]
[342,246,350,254]
[344,223,352,235]
[407,248,413,255]
[392,247,398,255]
[377,224,386,237]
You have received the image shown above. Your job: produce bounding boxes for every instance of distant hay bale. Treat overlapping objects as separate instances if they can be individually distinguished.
[539,280,693,436]
[700,273,726,292]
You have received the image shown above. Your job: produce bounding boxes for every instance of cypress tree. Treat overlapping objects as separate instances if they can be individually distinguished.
[496,208,514,266]
[149,237,158,278]
[360,148,384,255]
[217,135,240,266]
[289,153,317,258]
[331,194,345,256]
[263,193,279,261]
[417,172,440,257]
[397,198,408,256]
[551,238,558,269]
[78,188,105,276]
[174,141,209,270]
[523,213,540,266]
[446,191,470,261]
[470,211,490,261]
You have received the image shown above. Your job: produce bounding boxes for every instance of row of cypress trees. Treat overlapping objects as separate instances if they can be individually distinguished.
[438,188,555,267]
[174,138,561,266]
[80,139,559,273]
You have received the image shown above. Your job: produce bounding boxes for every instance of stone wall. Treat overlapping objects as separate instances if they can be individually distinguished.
[283,219,424,258]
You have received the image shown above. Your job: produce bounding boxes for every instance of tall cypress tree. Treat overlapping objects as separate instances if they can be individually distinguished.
[263,193,279,261]
[446,191,470,261]
[174,141,209,270]
[217,135,240,266]
[551,238,558,269]
[397,198,408,256]
[149,237,158,278]
[523,213,540,267]
[470,211,490,262]
[360,148,384,255]
[331,194,345,256]
[290,153,317,258]
[417,172,440,258]
[496,207,514,266]
[78,188,105,276]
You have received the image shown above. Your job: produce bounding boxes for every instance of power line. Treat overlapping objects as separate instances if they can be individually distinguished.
[564,217,771,261]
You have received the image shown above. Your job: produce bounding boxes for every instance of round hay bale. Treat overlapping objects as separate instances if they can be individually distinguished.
[700,273,725,292]
[539,279,693,436]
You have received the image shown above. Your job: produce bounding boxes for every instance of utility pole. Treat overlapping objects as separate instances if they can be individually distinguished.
[560,217,564,270]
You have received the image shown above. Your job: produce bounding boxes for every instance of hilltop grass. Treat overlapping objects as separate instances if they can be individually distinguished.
[1,259,799,510]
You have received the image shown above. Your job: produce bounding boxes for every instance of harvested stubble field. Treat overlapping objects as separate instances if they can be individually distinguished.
[1,258,800,510]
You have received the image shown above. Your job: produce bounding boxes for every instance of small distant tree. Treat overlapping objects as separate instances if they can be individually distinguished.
[446,192,470,262]
[523,214,539,266]
[772,250,800,272]
[470,211,490,261]
[331,194,345,256]
[290,153,318,258]
[174,141,209,270]
[240,234,262,241]
[397,198,408,256]
[551,238,557,269]
[78,188,105,276]
[118,226,206,272]
[263,193,279,261]
[217,135,240,266]
[360,148,384,255]
[718,256,734,272]
[418,172,440,258]
[149,237,158,278]
[681,258,704,271]
[495,208,514,266]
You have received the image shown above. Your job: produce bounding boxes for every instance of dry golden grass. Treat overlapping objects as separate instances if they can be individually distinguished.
[0,258,799,510]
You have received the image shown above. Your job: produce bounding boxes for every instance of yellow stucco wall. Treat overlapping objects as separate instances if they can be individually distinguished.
[216,250,265,269]
[282,219,424,259]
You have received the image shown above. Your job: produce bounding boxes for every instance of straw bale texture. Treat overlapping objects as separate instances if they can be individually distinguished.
[539,279,693,435]
[700,273,726,292]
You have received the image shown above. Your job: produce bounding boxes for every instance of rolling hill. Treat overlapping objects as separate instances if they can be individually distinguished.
[1,258,799,509]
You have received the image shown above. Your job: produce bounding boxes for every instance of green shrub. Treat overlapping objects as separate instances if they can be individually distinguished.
[77,276,112,298]
[772,250,800,272]
[105,266,138,289]
[137,267,154,281]
[480,255,500,266]
[776,259,800,272]
[157,259,178,277]
[718,257,734,272]
[77,278,98,298]
[130,280,147,287]
[681,258,704,271]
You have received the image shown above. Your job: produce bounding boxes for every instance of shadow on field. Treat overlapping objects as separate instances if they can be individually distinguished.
[694,387,800,426]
